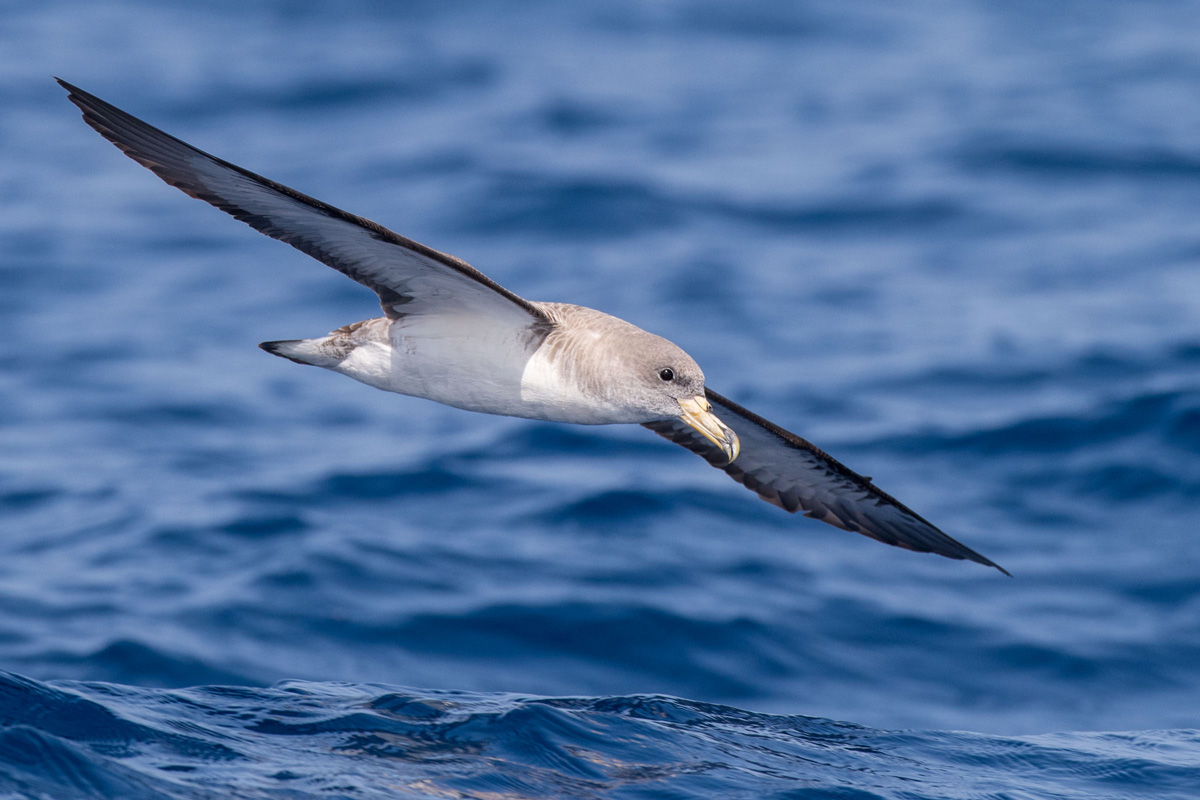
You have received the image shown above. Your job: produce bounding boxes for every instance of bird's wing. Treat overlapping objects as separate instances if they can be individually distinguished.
[58,79,548,327]
[644,388,1008,574]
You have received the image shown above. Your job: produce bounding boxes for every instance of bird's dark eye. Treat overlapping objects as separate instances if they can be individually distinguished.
[659,368,675,382]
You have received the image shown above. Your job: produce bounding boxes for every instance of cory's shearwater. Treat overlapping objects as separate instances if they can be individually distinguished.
[59,79,1007,575]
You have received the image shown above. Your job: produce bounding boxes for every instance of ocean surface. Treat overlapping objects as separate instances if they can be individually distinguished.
[3,1,1200,797]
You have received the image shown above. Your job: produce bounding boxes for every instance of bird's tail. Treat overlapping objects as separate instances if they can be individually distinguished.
[259,338,347,368]
[261,318,384,369]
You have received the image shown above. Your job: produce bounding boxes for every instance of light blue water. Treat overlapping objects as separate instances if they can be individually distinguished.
[4,1,1200,797]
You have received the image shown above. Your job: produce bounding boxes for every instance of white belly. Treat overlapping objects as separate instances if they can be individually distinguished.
[330,315,637,424]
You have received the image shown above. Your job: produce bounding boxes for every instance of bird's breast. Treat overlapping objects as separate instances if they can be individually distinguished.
[517,335,642,425]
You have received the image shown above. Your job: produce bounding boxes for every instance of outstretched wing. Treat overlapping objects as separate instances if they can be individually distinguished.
[644,389,1008,574]
[58,79,547,327]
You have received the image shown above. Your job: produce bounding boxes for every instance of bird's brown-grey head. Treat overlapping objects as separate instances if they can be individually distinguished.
[614,333,740,464]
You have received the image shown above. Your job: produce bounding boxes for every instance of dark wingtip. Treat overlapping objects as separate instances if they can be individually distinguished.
[950,541,1011,576]
[56,77,85,98]
[963,550,1011,577]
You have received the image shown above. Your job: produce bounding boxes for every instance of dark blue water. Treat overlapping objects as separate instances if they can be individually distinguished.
[4,1,1200,797]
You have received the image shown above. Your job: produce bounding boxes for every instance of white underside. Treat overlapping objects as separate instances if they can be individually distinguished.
[327,314,641,424]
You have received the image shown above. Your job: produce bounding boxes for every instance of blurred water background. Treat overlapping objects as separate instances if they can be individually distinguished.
[3,1,1200,797]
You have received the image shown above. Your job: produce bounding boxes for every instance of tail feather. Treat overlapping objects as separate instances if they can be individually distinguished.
[260,319,381,369]
[259,339,343,367]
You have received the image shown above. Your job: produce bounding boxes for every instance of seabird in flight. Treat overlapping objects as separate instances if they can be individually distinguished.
[58,79,1007,575]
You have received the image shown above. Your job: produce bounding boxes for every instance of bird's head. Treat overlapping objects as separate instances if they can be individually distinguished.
[616,334,740,463]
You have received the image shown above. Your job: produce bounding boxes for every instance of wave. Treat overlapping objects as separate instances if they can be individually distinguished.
[460,169,966,239]
[961,142,1200,181]
[0,671,1195,799]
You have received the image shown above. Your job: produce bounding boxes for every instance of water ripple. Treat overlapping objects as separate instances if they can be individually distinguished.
[0,674,1197,799]
[10,0,1200,796]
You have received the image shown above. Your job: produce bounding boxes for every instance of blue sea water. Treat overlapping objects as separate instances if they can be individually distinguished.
[4,1,1200,797]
